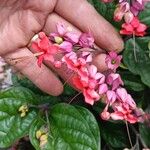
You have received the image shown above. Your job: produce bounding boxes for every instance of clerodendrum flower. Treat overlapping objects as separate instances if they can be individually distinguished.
[120,17,147,36]
[32,32,59,67]
[105,51,122,72]
[31,23,142,124]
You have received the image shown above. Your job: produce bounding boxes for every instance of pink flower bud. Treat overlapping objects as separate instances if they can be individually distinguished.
[101,111,110,120]
[114,2,130,22]
[79,33,94,48]
[124,11,134,23]
[54,61,62,68]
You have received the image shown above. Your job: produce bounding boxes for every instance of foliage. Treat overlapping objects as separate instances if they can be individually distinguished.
[0,0,150,150]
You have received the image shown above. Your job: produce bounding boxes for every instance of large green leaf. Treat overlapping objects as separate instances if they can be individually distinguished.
[139,3,150,26]
[99,122,129,148]
[0,87,37,103]
[123,37,150,87]
[139,106,150,147]
[139,124,150,147]
[29,103,100,150]
[0,97,37,148]
[119,71,146,91]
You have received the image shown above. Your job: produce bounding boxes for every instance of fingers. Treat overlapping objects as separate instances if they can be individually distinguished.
[4,48,63,96]
[55,0,124,52]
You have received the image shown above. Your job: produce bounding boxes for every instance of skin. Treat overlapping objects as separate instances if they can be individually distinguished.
[0,0,124,96]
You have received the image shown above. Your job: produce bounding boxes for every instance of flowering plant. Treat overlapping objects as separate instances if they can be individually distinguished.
[0,0,150,150]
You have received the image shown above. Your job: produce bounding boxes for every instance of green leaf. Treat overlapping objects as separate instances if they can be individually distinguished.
[0,97,37,148]
[123,37,150,87]
[0,87,37,103]
[139,3,150,26]
[139,124,150,147]
[119,71,146,91]
[29,103,100,150]
[99,122,129,148]
[139,106,150,147]
[63,85,76,96]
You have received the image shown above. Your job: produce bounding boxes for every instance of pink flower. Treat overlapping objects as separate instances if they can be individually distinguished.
[105,51,122,72]
[116,88,128,103]
[131,0,145,16]
[124,11,134,23]
[111,104,138,123]
[81,51,93,63]
[106,90,117,105]
[79,33,94,48]
[114,2,130,22]
[55,23,80,44]
[101,111,111,120]
[59,41,73,52]
[100,104,110,120]
[98,83,108,95]
[120,17,147,36]
[50,23,80,52]
[32,32,59,67]
[83,88,100,105]
[87,65,106,88]
[116,88,136,109]
[106,73,124,90]
[62,52,87,74]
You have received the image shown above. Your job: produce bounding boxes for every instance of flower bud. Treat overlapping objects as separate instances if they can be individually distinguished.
[18,104,28,117]
[124,11,134,23]
[54,36,63,44]
[79,33,94,48]
[36,130,42,139]
[114,2,130,22]
[101,111,110,120]
[40,134,48,147]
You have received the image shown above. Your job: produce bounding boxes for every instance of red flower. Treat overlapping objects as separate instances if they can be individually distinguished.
[32,32,59,67]
[120,17,147,36]
[72,76,100,105]
[72,65,102,105]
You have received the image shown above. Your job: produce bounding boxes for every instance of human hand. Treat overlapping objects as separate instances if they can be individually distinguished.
[0,0,124,96]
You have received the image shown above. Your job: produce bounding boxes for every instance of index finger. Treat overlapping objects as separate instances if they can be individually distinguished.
[55,0,124,52]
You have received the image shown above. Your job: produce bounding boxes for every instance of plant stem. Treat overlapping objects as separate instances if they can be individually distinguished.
[133,33,138,62]
[130,125,148,148]
[45,110,53,139]
[125,121,133,148]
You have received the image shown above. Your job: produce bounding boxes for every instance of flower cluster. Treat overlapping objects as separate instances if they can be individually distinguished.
[31,23,142,124]
[36,126,48,147]
[120,16,147,36]
[103,0,149,37]
[113,0,149,23]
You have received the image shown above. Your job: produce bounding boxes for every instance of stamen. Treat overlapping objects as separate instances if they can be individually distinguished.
[68,92,82,104]
[63,72,75,87]
[5,52,44,65]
